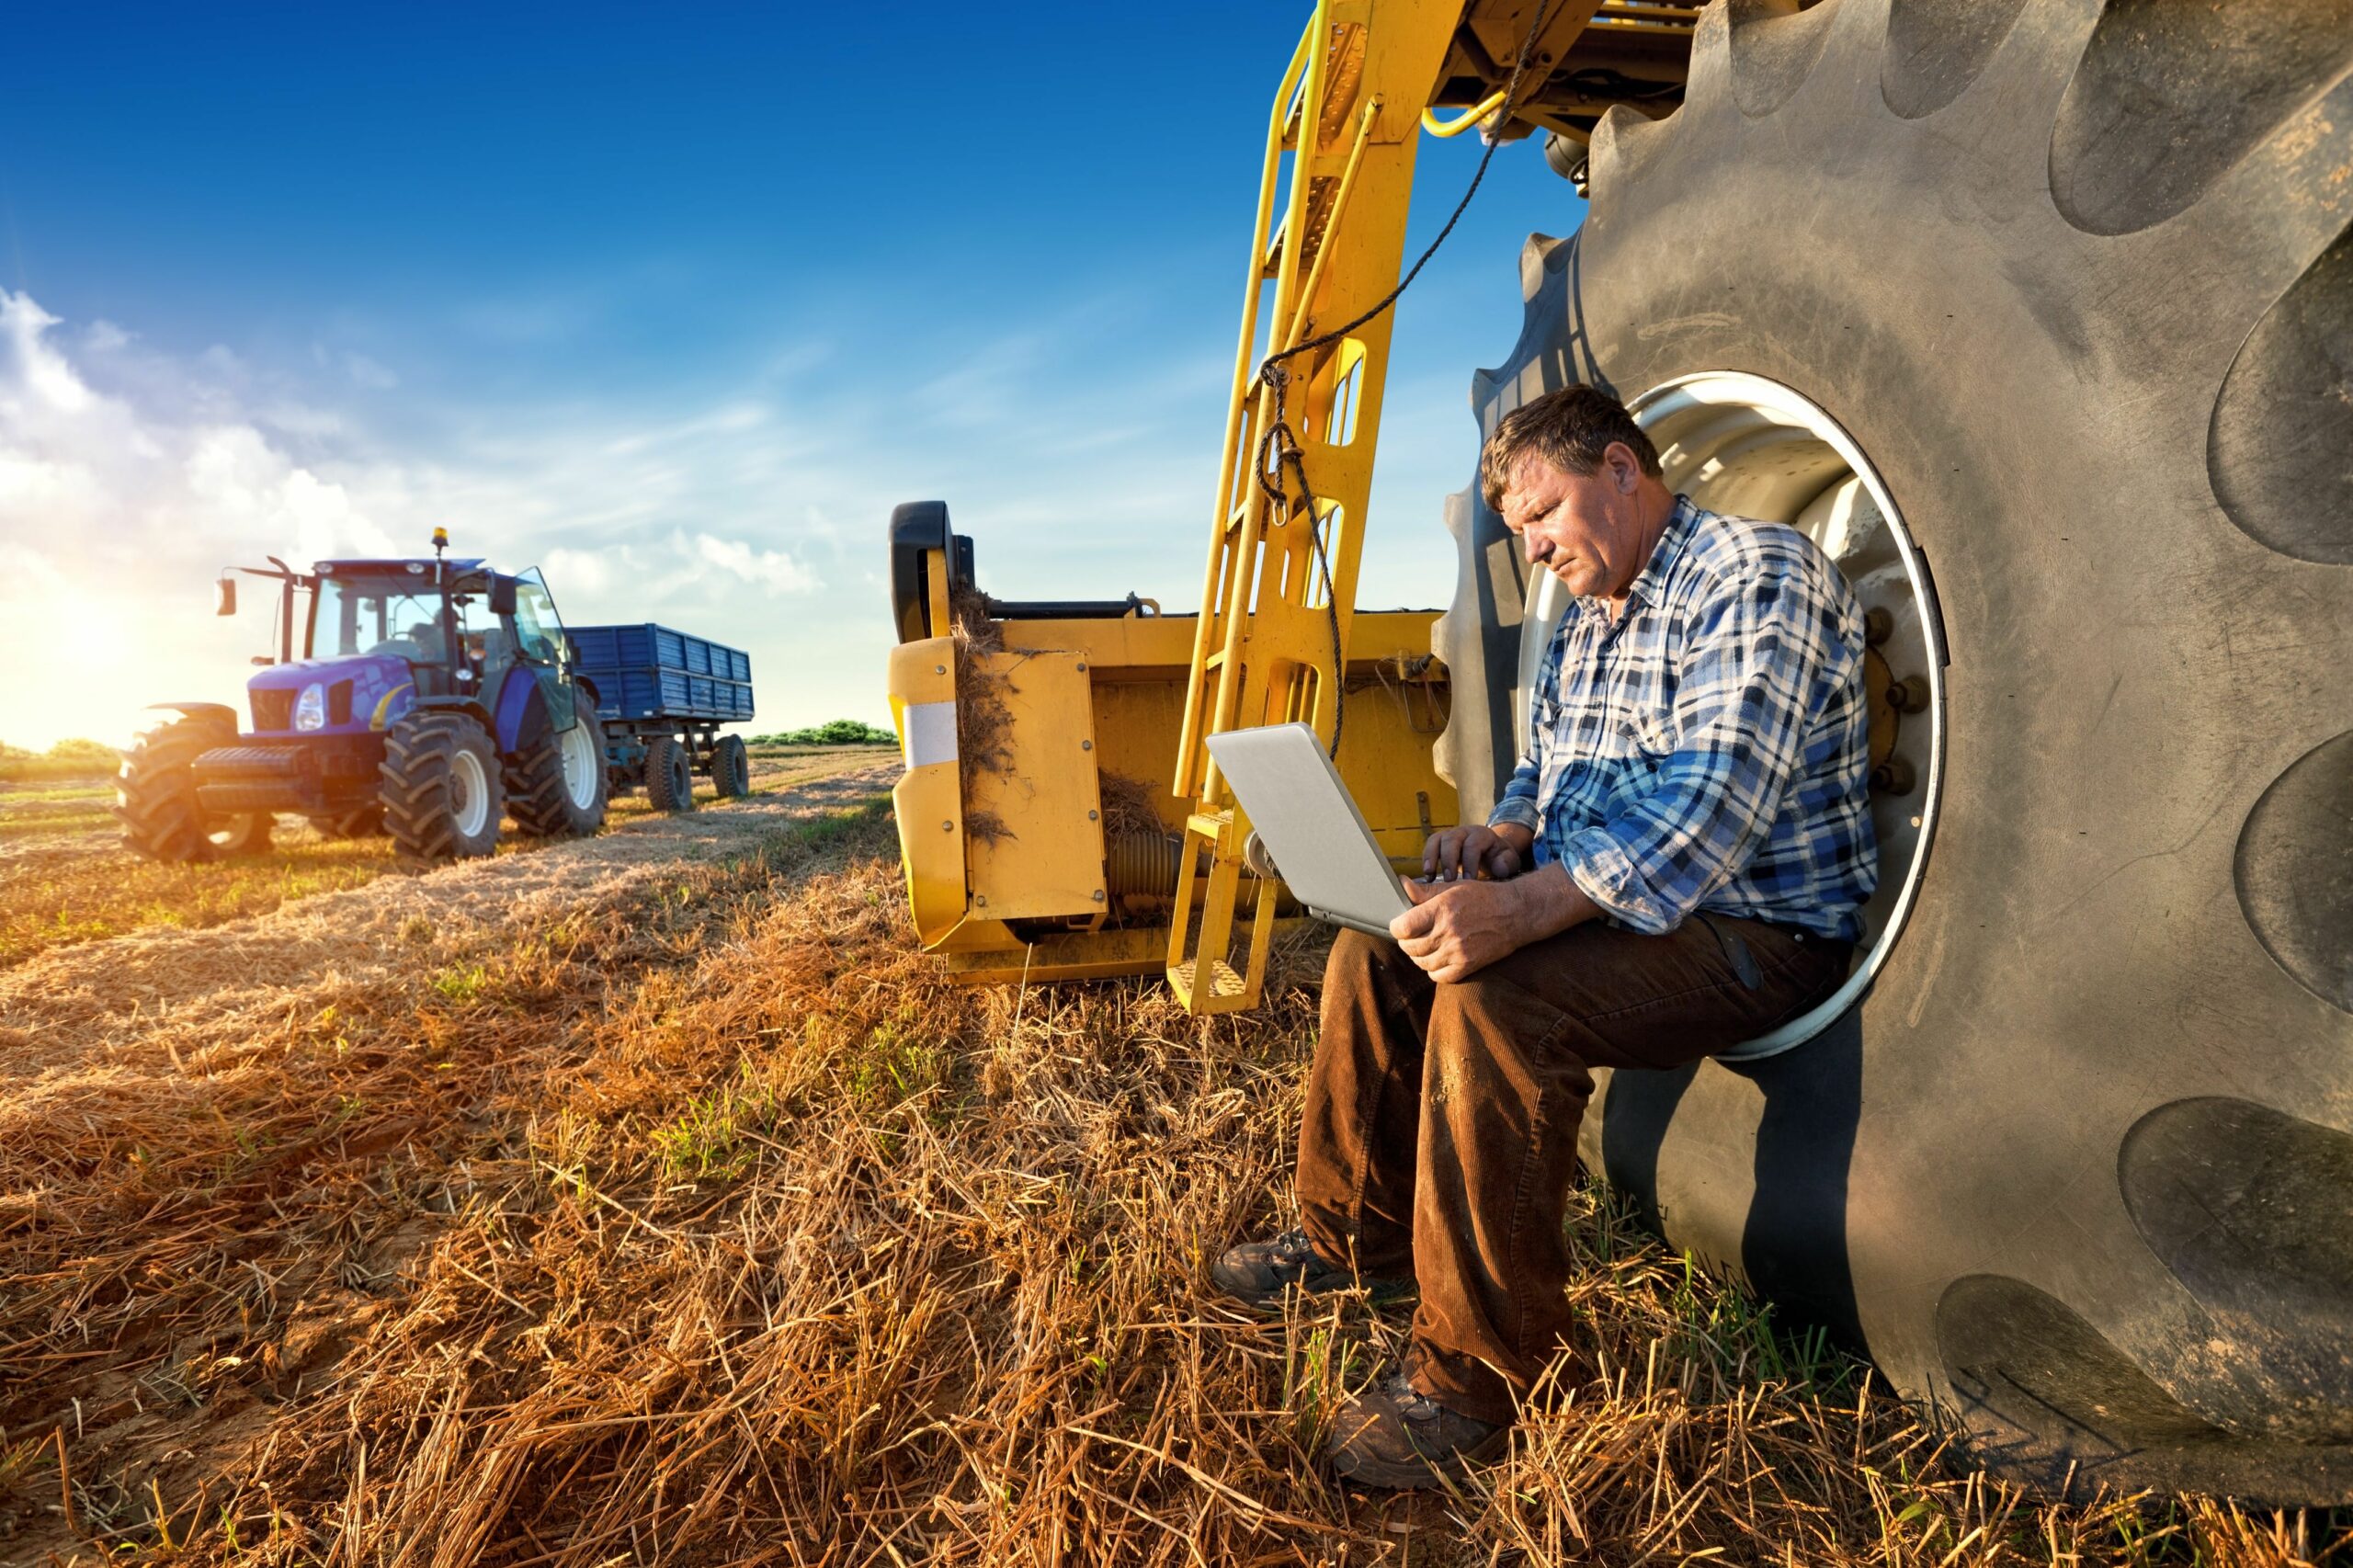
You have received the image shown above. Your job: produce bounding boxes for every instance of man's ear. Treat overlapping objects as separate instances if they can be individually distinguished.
[1606,440,1642,492]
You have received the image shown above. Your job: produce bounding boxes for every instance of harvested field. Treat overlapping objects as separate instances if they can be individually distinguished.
[0,760,2341,1566]
[0,745,895,969]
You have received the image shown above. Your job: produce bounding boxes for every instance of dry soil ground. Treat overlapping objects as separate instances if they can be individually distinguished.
[0,749,2339,1566]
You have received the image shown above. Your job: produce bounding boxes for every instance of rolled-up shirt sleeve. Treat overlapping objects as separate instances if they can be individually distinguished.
[1561,558,1847,934]
[1488,755,1543,835]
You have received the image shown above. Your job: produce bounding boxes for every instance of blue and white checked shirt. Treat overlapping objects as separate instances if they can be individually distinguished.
[1489,495,1877,941]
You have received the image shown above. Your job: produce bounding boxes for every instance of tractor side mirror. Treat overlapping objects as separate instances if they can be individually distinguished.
[488,574,519,617]
[215,577,238,617]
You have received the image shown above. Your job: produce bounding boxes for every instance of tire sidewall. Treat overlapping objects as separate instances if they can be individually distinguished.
[557,690,610,834]
[442,723,503,857]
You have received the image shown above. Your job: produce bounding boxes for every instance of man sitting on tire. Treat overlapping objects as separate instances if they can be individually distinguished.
[1211,384,1879,1489]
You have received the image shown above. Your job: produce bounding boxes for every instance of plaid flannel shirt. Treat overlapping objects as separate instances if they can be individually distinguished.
[1489,495,1877,941]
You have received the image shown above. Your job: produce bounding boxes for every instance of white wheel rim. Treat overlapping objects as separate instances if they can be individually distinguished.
[561,723,598,810]
[451,747,492,839]
[1516,371,1947,1061]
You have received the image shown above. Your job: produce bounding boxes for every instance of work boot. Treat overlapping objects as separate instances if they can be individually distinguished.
[1324,1371,1510,1491]
[1208,1229,1409,1312]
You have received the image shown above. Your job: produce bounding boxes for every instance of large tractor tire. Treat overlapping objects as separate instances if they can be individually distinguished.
[644,735,696,813]
[380,711,504,862]
[116,714,271,862]
[710,733,752,800]
[506,687,609,838]
[1432,0,2353,1501]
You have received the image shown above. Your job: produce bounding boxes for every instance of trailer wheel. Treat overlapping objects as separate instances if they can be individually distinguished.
[117,713,265,862]
[506,687,609,837]
[1433,0,2353,1499]
[711,734,752,799]
[644,735,696,813]
[381,711,504,861]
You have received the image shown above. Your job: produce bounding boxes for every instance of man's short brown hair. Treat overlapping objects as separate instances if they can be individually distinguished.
[1480,384,1663,508]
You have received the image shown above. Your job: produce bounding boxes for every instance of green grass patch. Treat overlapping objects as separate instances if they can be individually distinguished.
[0,808,117,836]
[0,841,392,968]
[0,781,115,804]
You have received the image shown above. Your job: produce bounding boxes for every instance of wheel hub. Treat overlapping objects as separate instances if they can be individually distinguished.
[561,723,597,810]
[451,748,491,839]
[1516,371,1948,1060]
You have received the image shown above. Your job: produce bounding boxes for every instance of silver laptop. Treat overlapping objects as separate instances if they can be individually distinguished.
[1205,723,1411,938]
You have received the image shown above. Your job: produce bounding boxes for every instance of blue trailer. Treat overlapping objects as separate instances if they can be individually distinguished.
[567,624,756,812]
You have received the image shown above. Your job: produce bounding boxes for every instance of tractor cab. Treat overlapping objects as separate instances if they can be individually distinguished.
[234,554,583,745]
[120,531,609,862]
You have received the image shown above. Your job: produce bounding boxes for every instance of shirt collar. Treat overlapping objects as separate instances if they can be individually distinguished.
[1619,493,1702,613]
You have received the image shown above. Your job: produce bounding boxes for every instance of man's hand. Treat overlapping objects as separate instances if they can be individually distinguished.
[1421,821,1533,882]
[1391,862,1597,983]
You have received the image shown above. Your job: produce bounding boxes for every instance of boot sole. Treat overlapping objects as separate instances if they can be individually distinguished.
[1208,1273,1415,1316]
[1327,1426,1512,1491]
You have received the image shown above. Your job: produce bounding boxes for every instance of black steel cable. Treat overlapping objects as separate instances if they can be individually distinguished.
[1251,0,1562,759]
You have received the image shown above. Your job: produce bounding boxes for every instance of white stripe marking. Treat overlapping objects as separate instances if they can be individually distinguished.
[903,701,960,769]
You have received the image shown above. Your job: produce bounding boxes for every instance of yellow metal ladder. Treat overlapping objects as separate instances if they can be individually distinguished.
[1166,0,1461,1013]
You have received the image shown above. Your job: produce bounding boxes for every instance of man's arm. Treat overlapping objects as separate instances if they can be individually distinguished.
[1391,856,1598,984]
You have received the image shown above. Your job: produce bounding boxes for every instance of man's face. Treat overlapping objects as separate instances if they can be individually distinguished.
[1497,445,1651,600]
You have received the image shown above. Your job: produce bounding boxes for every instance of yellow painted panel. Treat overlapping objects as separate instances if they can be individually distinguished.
[886,638,966,949]
[984,609,1441,676]
[964,650,1108,921]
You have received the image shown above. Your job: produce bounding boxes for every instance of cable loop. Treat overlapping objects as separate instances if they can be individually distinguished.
[1246,0,1561,759]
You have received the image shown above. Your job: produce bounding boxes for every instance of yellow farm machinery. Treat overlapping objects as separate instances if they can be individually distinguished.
[886,0,2353,1504]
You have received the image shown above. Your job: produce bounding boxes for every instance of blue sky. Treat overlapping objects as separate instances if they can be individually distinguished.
[0,3,1585,748]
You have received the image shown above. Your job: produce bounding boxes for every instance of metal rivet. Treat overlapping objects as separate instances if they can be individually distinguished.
[1090,890,1106,903]
[935,665,946,675]
[1076,662,1086,672]
[942,820,954,832]
[1087,810,1098,822]
[1081,739,1093,751]
[975,895,986,907]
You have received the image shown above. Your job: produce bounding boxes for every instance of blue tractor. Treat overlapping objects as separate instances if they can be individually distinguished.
[119,529,608,862]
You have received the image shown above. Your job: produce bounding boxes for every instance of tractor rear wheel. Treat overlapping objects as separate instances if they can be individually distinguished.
[506,687,609,837]
[644,735,696,813]
[711,734,751,799]
[1433,0,2353,1500]
[381,711,504,861]
[117,713,270,862]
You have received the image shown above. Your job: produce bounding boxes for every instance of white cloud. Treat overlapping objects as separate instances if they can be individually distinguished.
[0,278,1471,751]
[345,353,399,390]
[691,531,817,594]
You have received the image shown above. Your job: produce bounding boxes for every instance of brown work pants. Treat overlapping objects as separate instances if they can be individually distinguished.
[1299,912,1850,1426]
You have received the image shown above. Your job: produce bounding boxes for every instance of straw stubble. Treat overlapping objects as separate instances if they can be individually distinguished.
[0,777,2339,1566]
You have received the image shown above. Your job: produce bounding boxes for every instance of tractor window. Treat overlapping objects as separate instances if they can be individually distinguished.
[312,574,467,663]
[510,569,565,664]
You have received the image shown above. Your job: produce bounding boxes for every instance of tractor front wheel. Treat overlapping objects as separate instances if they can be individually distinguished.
[506,687,609,837]
[118,713,269,862]
[644,735,697,813]
[381,711,504,862]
